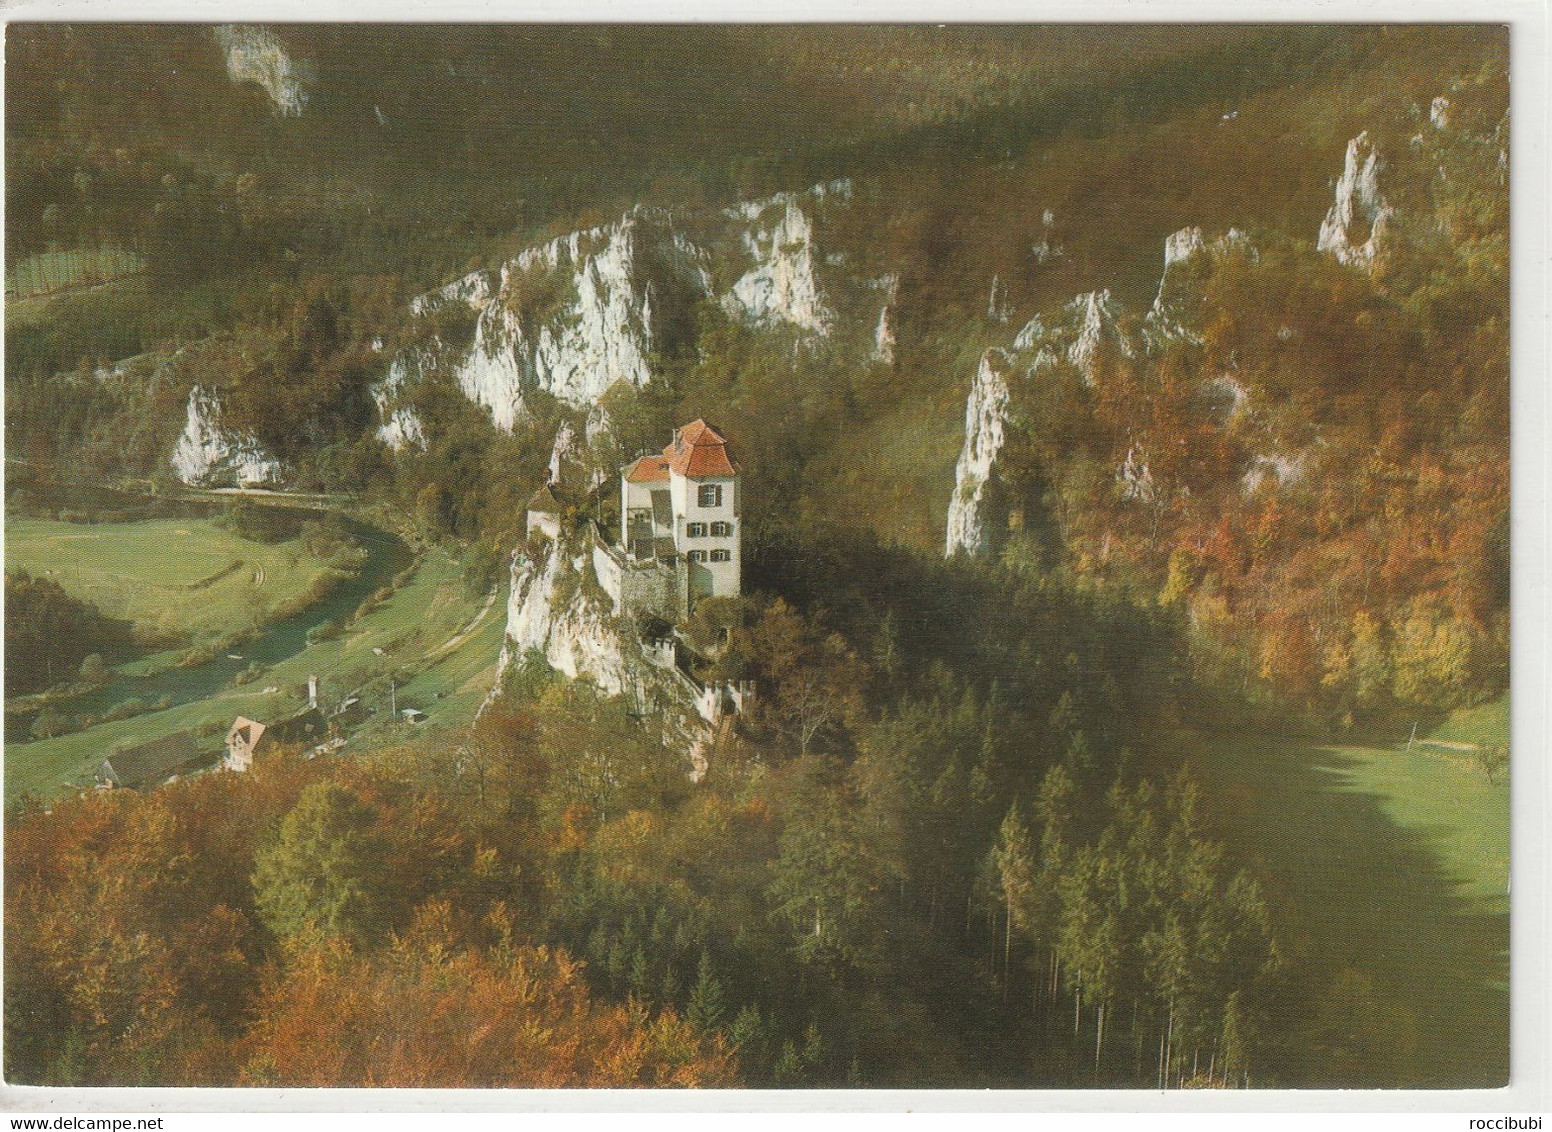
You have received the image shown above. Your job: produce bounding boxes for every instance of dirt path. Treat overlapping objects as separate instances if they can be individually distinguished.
[428,585,499,658]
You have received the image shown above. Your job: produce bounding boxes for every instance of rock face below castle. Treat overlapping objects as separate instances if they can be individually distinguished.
[503,536,640,698]
[496,532,722,779]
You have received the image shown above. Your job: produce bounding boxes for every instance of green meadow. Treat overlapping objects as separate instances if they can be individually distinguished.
[4,545,505,805]
[6,517,341,648]
[1187,697,1510,1087]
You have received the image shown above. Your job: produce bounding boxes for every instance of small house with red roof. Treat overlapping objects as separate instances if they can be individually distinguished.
[601,420,741,617]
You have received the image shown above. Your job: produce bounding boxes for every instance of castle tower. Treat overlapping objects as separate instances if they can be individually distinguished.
[619,420,741,607]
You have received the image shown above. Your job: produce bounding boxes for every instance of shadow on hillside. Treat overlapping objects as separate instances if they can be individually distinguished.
[1195,735,1508,1088]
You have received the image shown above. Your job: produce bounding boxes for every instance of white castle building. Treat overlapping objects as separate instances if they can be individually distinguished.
[592,420,742,621]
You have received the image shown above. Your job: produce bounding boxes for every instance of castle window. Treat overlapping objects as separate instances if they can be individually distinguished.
[687,522,707,538]
[710,521,732,537]
[698,484,723,508]
[687,550,707,564]
[710,549,731,563]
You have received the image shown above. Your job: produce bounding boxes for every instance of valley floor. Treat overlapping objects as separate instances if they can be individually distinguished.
[5,544,505,804]
[7,516,341,646]
[1186,702,1509,1087]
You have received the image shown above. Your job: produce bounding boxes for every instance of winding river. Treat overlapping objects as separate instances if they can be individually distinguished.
[6,501,412,744]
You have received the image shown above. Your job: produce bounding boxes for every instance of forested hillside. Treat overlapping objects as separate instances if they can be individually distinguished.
[5,24,1510,1089]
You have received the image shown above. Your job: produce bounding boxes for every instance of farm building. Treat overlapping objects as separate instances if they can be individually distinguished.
[223,706,328,771]
[224,716,267,772]
[98,731,210,790]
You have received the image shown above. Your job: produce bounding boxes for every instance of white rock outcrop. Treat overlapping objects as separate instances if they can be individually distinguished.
[547,420,581,484]
[1198,374,1248,426]
[1117,446,1157,503]
[988,275,1009,324]
[387,179,871,437]
[1318,131,1393,270]
[1032,209,1062,265]
[170,386,282,487]
[873,305,896,366]
[1163,225,1208,270]
[946,349,1012,558]
[502,539,637,698]
[214,25,308,117]
[1008,289,1128,384]
[1147,225,1251,345]
[375,408,425,452]
[726,177,852,223]
[411,271,492,316]
[395,211,711,431]
[871,273,900,365]
[1068,290,1130,379]
[496,535,718,777]
[371,353,428,452]
[949,285,1144,556]
[724,193,833,335]
[1241,453,1306,495]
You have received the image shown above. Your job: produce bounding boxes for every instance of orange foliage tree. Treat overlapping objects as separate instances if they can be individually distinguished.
[238,900,738,1088]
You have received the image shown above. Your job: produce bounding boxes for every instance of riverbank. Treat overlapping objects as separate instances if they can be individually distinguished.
[5,541,503,806]
[7,515,346,650]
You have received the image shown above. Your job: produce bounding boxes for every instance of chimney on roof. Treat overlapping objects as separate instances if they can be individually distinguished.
[308,675,318,710]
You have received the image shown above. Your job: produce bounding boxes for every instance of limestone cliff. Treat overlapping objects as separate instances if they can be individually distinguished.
[1011,289,1131,386]
[948,290,1136,559]
[949,223,1263,557]
[214,25,309,117]
[871,274,900,365]
[382,178,871,440]
[722,179,851,335]
[1317,131,1392,270]
[496,533,715,777]
[945,349,1012,558]
[371,352,428,452]
[170,386,282,487]
[501,536,639,698]
[399,210,711,431]
[1146,225,1252,345]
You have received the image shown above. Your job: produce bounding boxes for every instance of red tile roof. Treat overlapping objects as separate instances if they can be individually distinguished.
[624,455,671,484]
[665,419,739,479]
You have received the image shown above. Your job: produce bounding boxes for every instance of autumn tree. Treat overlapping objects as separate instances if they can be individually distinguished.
[747,598,868,757]
[252,782,385,945]
[240,900,737,1087]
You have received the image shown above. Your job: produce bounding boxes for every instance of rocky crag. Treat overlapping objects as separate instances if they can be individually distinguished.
[374,180,861,443]
[214,25,310,117]
[943,99,1479,561]
[170,386,283,487]
[494,524,720,780]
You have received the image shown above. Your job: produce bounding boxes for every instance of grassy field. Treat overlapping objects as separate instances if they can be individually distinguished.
[6,517,340,647]
[1185,696,1510,1087]
[5,247,144,300]
[5,547,505,804]
[1426,695,1511,749]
